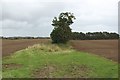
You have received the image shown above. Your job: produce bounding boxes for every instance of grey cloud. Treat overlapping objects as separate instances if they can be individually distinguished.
[2,2,66,22]
[1,0,118,36]
[2,1,67,36]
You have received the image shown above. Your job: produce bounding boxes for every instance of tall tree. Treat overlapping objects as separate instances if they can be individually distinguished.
[50,12,75,43]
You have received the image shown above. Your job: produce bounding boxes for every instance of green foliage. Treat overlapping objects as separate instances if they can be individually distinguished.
[50,26,72,43]
[50,12,75,43]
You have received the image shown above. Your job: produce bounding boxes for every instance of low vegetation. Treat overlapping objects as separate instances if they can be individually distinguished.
[2,43,118,78]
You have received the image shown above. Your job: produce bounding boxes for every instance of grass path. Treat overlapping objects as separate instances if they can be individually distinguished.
[2,43,118,78]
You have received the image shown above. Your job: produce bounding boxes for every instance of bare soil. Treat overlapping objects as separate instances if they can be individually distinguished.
[2,39,50,57]
[64,64,90,78]
[71,40,119,62]
[2,63,22,70]
[32,65,56,78]
[32,64,90,78]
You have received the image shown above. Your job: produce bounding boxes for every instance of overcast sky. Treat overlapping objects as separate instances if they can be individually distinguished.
[0,0,119,37]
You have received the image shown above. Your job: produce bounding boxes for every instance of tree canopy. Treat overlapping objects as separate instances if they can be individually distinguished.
[50,12,75,43]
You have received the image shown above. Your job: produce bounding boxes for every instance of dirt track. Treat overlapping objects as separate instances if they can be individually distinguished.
[71,40,118,62]
[2,39,119,62]
[2,39,50,57]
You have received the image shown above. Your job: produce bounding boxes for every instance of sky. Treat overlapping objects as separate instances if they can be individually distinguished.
[0,0,119,37]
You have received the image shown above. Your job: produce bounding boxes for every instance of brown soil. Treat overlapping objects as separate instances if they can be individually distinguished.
[2,63,22,70]
[32,65,56,78]
[32,64,90,78]
[2,39,50,57]
[64,65,90,78]
[71,40,119,62]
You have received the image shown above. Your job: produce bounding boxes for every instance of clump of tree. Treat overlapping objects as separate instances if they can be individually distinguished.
[71,32,119,40]
[50,12,75,43]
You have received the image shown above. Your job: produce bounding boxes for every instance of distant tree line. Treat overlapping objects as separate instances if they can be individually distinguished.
[0,36,50,39]
[0,32,119,40]
[71,32,119,40]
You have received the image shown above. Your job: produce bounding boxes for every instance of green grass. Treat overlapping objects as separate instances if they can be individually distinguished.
[2,43,118,78]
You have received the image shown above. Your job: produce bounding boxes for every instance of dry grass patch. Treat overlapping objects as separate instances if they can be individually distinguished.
[27,44,62,52]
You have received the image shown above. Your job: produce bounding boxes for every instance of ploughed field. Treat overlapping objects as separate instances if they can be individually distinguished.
[71,40,118,62]
[2,39,118,62]
[2,39,49,57]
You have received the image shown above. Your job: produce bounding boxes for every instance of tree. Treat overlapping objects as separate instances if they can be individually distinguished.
[50,12,75,43]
